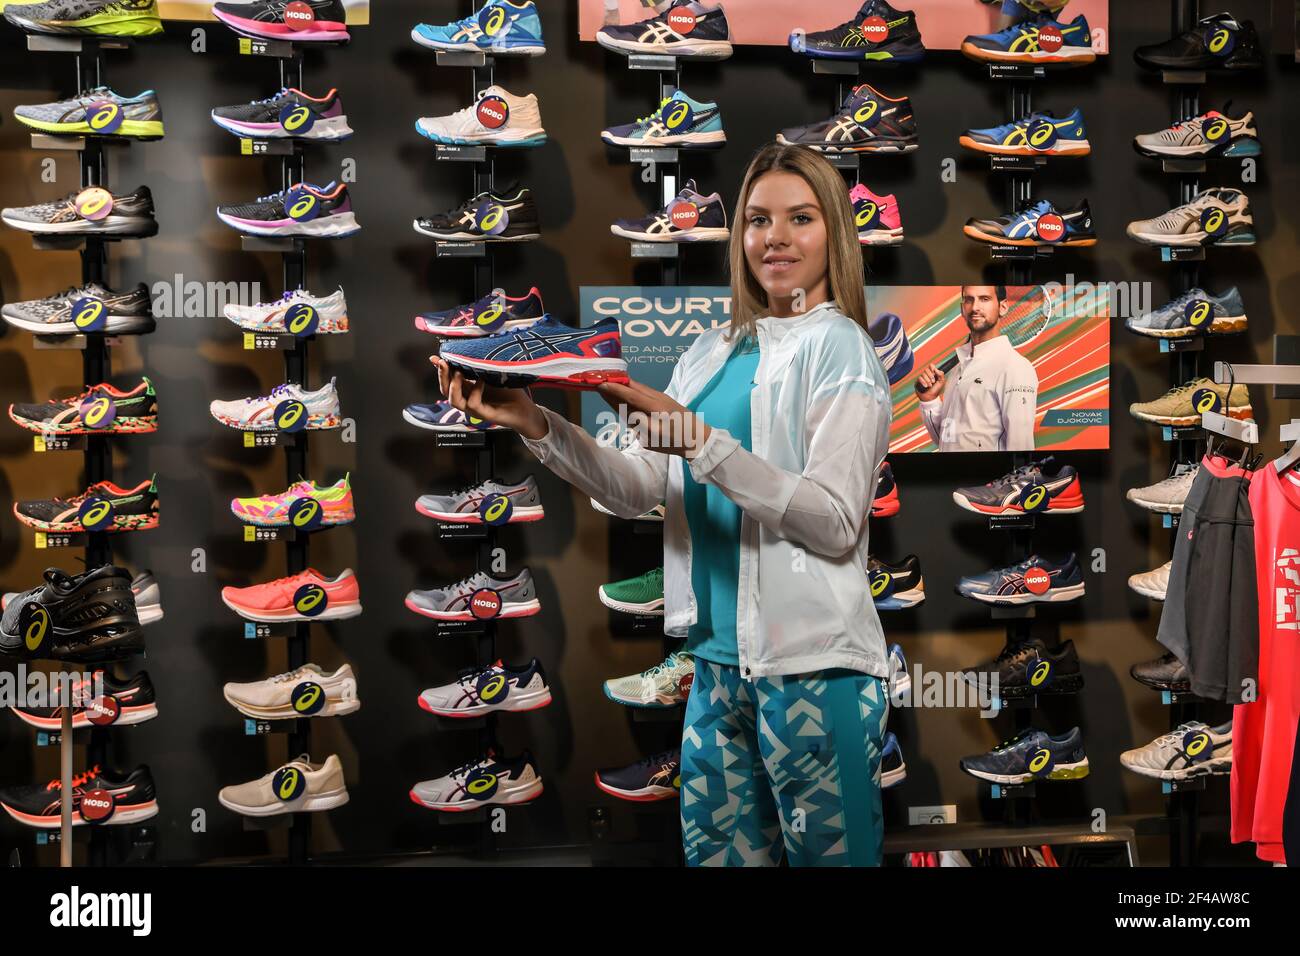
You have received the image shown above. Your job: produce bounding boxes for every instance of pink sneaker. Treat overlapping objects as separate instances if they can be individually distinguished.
[222,568,362,622]
[230,475,355,528]
[849,183,904,246]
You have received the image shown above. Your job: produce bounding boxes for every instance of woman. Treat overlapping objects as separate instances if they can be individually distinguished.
[432,143,893,866]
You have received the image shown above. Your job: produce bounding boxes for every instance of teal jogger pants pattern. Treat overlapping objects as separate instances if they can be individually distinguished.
[680,660,889,867]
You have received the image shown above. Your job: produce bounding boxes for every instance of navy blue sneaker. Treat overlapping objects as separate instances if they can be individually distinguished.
[414,287,545,338]
[790,0,926,63]
[960,108,1090,157]
[601,91,726,149]
[596,1,733,60]
[411,0,545,56]
[402,400,503,433]
[881,732,906,788]
[963,198,1095,247]
[438,316,629,390]
[961,13,1095,65]
[957,553,1085,606]
[595,748,681,802]
[960,727,1090,785]
[610,180,730,243]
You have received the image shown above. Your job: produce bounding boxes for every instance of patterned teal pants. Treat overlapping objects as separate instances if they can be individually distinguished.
[680,661,889,867]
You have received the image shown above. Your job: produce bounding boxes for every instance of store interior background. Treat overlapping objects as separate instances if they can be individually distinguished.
[0,0,1294,865]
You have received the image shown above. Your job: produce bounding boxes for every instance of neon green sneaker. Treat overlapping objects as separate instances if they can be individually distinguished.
[5,0,165,38]
[598,567,664,616]
[14,88,164,140]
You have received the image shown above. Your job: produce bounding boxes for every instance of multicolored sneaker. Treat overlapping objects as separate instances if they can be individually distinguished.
[850,183,903,245]
[777,83,918,154]
[404,569,540,621]
[415,287,544,338]
[13,478,159,534]
[610,179,729,243]
[1126,287,1247,339]
[210,378,341,432]
[8,378,157,435]
[402,400,503,432]
[217,181,359,239]
[412,0,546,56]
[4,0,164,37]
[223,287,349,335]
[601,90,725,149]
[418,659,552,717]
[596,0,732,59]
[960,12,1095,65]
[438,315,629,389]
[963,197,1095,247]
[952,457,1085,515]
[598,567,664,616]
[410,751,544,811]
[959,108,1090,157]
[221,568,362,622]
[790,0,925,63]
[595,748,681,802]
[14,87,163,140]
[960,728,1090,785]
[603,651,694,708]
[1,281,154,335]
[211,88,353,142]
[1134,109,1260,159]
[417,86,546,148]
[230,475,355,528]
[212,0,349,43]
[415,476,544,524]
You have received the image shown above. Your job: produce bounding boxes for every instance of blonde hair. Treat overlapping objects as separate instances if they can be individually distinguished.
[727,143,869,341]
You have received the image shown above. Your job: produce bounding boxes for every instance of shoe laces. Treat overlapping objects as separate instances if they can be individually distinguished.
[253,88,292,106]
[47,765,100,791]
[1153,722,1203,748]
[635,96,674,127]
[644,652,685,678]
[253,383,297,404]
[270,666,314,684]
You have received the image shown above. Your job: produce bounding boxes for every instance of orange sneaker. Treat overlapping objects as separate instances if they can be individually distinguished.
[221,568,362,622]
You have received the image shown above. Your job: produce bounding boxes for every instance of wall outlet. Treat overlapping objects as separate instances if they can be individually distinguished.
[908,805,957,826]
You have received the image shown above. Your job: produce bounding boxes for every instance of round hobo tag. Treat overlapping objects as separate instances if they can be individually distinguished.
[86,101,124,135]
[667,8,696,33]
[1184,299,1213,329]
[869,570,894,600]
[79,496,115,531]
[72,297,107,333]
[85,694,121,727]
[668,201,700,231]
[291,681,326,716]
[285,187,320,223]
[19,603,52,656]
[1035,213,1065,243]
[1023,566,1052,595]
[75,187,114,222]
[80,789,116,824]
[476,95,510,130]
[289,496,324,532]
[1028,657,1053,689]
[1036,24,1064,52]
[677,671,694,698]
[1019,483,1050,513]
[279,102,316,135]
[283,1,317,30]
[285,302,319,337]
[273,766,307,802]
[861,15,889,43]
[476,202,509,236]
[469,588,502,620]
[1025,746,1055,778]
[293,583,329,617]
[275,398,308,433]
[1192,387,1222,416]
[478,493,514,527]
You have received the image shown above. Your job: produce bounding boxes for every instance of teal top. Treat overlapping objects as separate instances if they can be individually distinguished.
[682,339,761,666]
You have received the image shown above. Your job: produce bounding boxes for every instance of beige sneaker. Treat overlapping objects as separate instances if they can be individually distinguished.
[1129,377,1252,426]
[218,754,349,817]
[222,663,360,720]
[1128,561,1171,601]
[416,86,546,147]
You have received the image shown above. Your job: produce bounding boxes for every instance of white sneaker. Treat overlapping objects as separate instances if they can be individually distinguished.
[604,651,693,708]
[418,659,551,717]
[1126,466,1197,514]
[210,378,341,431]
[223,288,348,334]
[1128,561,1171,601]
[416,86,546,147]
[219,754,350,817]
[410,751,543,811]
[223,663,360,720]
[1120,721,1232,780]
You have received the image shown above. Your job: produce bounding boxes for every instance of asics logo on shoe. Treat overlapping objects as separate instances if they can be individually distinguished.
[1028,748,1053,773]
[24,607,51,653]
[466,772,498,797]
[478,674,507,701]
[481,5,507,35]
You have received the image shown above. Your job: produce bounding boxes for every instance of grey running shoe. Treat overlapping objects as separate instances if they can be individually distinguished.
[1,185,158,237]
[129,569,162,625]
[1130,651,1191,691]
[1,282,154,334]
[1126,187,1255,247]
[415,476,544,524]
[1126,466,1198,514]
[1126,287,1247,338]
[1121,721,1232,781]
[14,87,163,139]
[404,569,539,621]
[1134,109,1260,159]
[4,0,164,37]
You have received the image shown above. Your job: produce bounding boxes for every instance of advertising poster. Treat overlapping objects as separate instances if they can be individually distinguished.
[579,0,1110,53]
[580,284,1110,454]
[160,1,370,23]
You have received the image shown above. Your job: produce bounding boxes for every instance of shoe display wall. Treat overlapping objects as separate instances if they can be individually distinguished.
[0,0,1294,883]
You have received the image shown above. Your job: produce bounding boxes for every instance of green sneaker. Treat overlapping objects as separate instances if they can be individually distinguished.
[603,650,693,708]
[598,567,664,616]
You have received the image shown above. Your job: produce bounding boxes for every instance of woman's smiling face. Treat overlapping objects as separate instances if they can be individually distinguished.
[743,170,830,312]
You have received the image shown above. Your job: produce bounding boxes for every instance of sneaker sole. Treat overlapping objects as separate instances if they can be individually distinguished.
[960,43,1095,65]
[602,685,684,709]
[1120,756,1231,781]
[601,130,726,149]
[961,582,1086,605]
[609,224,730,243]
[1,213,157,236]
[597,588,664,615]
[958,135,1091,156]
[404,596,540,621]
[409,779,544,811]
[221,593,363,623]
[775,133,919,155]
[1130,405,1253,426]
[593,774,678,802]
[414,501,544,523]
[412,221,540,241]
[416,121,547,148]
[410,28,546,56]
[442,353,630,389]
[15,115,164,140]
[595,33,733,59]
[1126,316,1248,337]
[952,491,1085,514]
[217,210,360,238]
[961,758,1090,785]
[219,788,349,817]
[212,112,354,141]
[401,408,501,432]
[2,799,159,828]
[417,687,552,718]
[10,701,157,731]
[3,313,155,335]
[963,224,1096,247]
[212,8,350,43]
[224,694,361,720]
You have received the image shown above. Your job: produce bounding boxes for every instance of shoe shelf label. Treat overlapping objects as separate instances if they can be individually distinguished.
[435,145,487,163]
[85,102,123,135]
[988,513,1036,531]
[240,139,271,156]
[1161,426,1202,442]
[34,532,79,549]
[434,241,487,258]
[244,718,276,735]
[989,155,1046,172]
[33,435,81,453]
[986,63,1045,81]
[244,623,279,639]
[238,37,294,58]
[1162,513,1181,530]
[242,332,299,350]
[243,431,283,447]
[437,523,488,541]
[36,831,62,846]
[435,620,486,637]
[243,525,286,543]
[434,432,487,448]
[36,731,61,747]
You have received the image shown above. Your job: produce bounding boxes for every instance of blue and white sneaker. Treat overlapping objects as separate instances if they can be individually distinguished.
[867,311,913,385]
[601,91,726,149]
[438,316,629,390]
[956,553,1086,606]
[964,197,1095,247]
[402,400,504,433]
[411,0,546,56]
[881,732,906,788]
[960,108,1090,157]
[596,1,733,60]
[960,727,1090,785]
[961,13,1095,65]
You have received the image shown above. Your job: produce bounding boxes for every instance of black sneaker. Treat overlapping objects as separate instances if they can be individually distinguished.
[413,185,540,242]
[777,83,918,154]
[212,0,349,43]
[211,87,354,142]
[10,670,158,731]
[1130,651,1191,691]
[609,179,729,243]
[8,377,158,435]
[13,477,159,534]
[1134,12,1262,72]
[0,764,158,828]
[961,637,1084,700]
[217,181,359,238]
[790,0,925,63]
[1,282,153,335]
[0,565,144,663]
[594,748,681,802]
[595,1,733,60]
[0,185,157,237]
[868,554,925,610]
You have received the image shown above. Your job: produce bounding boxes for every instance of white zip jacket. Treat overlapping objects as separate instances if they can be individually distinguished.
[918,334,1038,452]
[522,302,893,679]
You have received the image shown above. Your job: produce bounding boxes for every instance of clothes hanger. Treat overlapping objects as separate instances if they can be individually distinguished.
[1274,419,1300,474]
